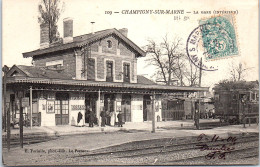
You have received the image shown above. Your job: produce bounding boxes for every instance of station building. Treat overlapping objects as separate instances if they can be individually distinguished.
[3,18,208,127]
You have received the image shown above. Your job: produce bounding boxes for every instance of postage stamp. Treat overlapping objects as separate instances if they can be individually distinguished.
[186,14,239,71]
[199,15,239,61]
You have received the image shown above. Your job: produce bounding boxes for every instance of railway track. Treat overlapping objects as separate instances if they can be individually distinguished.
[71,133,258,165]
[74,133,258,157]
[2,134,59,148]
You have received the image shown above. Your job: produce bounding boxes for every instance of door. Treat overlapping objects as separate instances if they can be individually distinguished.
[55,93,69,125]
[143,95,152,121]
[122,95,131,122]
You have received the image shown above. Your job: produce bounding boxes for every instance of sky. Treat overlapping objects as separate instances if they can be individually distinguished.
[2,0,259,89]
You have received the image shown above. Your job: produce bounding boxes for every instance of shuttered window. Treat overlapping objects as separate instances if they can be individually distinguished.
[106,61,113,82]
[123,63,130,83]
[87,58,95,80]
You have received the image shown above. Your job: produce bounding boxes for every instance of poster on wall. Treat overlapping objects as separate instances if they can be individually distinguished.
[116,101,121,111]
[47,101,55,113]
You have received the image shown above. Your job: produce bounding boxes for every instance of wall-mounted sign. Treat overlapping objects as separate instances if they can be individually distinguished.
[70,96,84,100]
[71,105,85,110]
[22,97,29,107]
[47,101,55,113]
[131,105,143,110]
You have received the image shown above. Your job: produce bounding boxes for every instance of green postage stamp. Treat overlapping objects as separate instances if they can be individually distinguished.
[199,15,239,61]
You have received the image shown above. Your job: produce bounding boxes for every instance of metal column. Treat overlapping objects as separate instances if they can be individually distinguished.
[30,87,33,129]
[152,92,156,133]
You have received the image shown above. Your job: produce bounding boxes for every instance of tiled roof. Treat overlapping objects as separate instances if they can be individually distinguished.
[23,28,146,58]
[137,75,156,85]
[10,65,156,84]
[14,65,71,80]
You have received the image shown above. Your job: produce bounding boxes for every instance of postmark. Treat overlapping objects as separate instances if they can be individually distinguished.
[186,15,239,71]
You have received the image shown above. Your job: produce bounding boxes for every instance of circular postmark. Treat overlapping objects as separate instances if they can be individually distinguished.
[186,16,239,71]
[186,24,218,71]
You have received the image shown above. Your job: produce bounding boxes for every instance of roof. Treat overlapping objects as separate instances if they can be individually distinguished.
[137,75,156,85]
[23,28,146,58]
[7,65,71,80]
[5,65,209,93]
[7,65,156,85]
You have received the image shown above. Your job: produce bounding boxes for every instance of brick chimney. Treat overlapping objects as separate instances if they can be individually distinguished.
[40,23,50,49]
[63,17,73,44]
[119,28,128,37]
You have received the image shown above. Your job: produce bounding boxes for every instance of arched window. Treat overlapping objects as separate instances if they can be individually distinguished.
[107,40,112,48]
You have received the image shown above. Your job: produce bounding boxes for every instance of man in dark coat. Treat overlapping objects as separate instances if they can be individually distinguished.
[89,108,95,127]
[100,110,106,127]
[117,111,123,127]
[106,110,111,126]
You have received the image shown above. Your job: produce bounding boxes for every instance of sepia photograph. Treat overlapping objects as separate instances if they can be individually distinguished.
[2,0,259,166]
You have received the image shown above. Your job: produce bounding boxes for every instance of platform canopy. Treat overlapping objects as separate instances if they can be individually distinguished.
[5,65,209,94]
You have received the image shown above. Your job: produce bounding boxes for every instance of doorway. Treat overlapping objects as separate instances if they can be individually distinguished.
[104,94,115,125]
[122,94,131,122]
[85,93,97,123]
[55,93,69,125]
[143,95,152,121]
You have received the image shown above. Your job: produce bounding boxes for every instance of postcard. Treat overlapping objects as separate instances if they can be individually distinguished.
[2,0,259,166]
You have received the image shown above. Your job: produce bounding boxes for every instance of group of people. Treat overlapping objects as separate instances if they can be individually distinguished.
[84,107,123,127]
[84,108,96,127]
[100,110,123,127]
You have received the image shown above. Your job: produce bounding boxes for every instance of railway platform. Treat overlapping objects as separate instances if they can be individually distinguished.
[2,119,258,138]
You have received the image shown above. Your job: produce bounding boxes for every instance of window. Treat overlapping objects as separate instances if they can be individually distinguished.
[10,71,19,77]
[106,61,113,82]
[107,40,112,48]
[87,58,95,80]
[46,60,63,66]
[46,60,63,70]
[123,63,130,83]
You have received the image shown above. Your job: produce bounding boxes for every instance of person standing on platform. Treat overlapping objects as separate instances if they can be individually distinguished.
[194,109,200,129]
[117,110,123,127]
[89,108,94,127]
[77,111,83,127]
[100,110,106,127]
[106,110,111,126]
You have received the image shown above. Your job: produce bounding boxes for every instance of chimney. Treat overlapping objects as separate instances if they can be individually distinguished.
[63,17,73,44]
[91,22,95,34]
[119,28,128,37]
[40,23,50,49]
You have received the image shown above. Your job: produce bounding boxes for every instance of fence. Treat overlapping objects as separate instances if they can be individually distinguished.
[162,109,185,121]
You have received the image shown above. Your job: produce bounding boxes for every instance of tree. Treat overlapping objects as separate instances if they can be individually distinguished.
[144,35,202,86]
[214,79,258,91]
[38,0,64,43]
[230,62,253,82]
